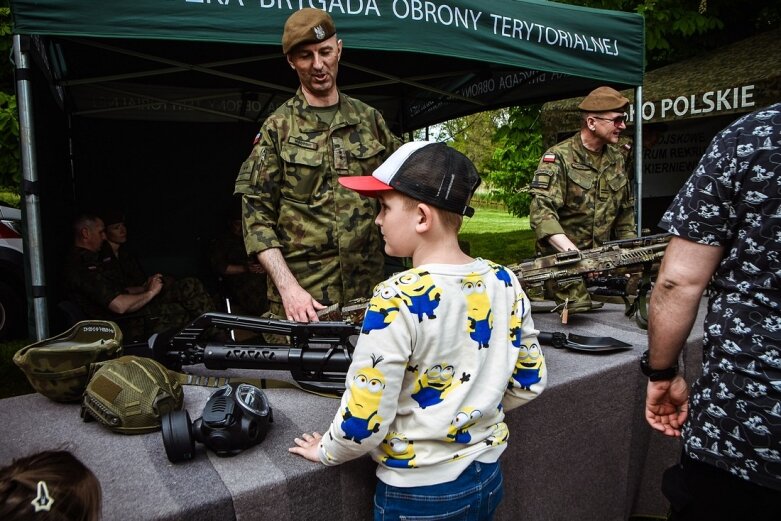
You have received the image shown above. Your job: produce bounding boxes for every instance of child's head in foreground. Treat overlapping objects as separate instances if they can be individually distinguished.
[0,449,102,521]
[338,141,481,258]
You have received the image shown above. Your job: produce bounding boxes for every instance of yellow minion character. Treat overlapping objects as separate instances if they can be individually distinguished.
[446,407,482,443]
[462,272,492,349]
[409,363,470,409]
[380,432,417,468]
[394,269,442,322]
[342,354,385,444]
[362,283,402,334]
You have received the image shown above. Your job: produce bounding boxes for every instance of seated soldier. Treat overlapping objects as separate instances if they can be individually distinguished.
[63,213,215,341]
[208,206,268,316]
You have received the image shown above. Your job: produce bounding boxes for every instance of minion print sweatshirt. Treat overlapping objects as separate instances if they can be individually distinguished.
[318,258,546,487]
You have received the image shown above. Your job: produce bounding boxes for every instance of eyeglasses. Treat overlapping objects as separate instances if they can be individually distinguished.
[592,113,628,126]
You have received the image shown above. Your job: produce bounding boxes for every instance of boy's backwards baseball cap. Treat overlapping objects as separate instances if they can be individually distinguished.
[282,8,336,54]
[338,141,481,217]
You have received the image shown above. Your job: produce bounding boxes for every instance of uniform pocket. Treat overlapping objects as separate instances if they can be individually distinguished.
[279,143,324,203]
[567,166,594,190]
[339,135,385,176]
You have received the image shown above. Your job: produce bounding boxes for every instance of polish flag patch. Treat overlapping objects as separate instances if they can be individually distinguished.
[543,153,556,163]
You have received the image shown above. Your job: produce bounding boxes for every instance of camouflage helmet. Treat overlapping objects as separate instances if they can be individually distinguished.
[81,355,183,435]
[13,320,123,403]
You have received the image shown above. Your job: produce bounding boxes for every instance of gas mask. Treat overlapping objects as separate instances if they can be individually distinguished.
[161,383,273,462]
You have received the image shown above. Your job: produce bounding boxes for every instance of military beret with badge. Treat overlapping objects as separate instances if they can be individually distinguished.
[282,8,337,54]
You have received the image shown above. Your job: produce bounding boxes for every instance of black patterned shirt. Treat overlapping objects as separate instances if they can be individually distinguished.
[659,103,781,491]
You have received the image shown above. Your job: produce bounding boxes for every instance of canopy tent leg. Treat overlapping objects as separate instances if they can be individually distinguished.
[634,85,643,236]
[14,34,49,340]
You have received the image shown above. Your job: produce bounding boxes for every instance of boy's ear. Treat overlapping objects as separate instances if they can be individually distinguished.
[416,203,433,232]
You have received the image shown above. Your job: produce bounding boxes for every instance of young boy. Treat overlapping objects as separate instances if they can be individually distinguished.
[289,141,546,520]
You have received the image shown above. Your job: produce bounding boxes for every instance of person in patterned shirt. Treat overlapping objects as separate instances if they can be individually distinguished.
[643,103,781,520]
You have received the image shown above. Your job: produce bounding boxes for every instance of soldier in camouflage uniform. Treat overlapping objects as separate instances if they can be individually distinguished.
[529,86,636,314]
[209,210,268,316]
[234,8,401,323]
[63,214,214,341]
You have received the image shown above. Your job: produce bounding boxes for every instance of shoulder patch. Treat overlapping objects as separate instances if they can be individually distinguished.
[252,132,261,145]
[530,172,552,190]
[543,153,556,163]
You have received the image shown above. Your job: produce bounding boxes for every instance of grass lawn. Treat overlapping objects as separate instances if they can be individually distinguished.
[459,205,536,265]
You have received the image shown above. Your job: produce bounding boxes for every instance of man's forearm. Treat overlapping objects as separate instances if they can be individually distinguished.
[546,233,578,252]
[647,237,723,368]
[108,290,157,314]
[257,248,298,294]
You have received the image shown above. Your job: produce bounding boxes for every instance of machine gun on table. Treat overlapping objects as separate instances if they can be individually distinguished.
[151,312,359,394]
[152,236,670,389]
[507,233,670,289]
[319,233,672,327]
[506,233,671,325]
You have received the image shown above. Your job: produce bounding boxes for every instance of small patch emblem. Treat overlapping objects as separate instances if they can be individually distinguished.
[543,153,556,163]
[314,25,326,40]
[530,172,552,189]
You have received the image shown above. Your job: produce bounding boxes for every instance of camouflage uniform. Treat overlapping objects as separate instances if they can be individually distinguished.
[234,88,401,318]
[63,247,214,340]
[99,242,146,289]
[529,133,636,311]
[208,231,268,316]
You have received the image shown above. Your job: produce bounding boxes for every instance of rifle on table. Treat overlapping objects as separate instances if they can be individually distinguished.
[151,312,359,394]
[506,233,670,289]
[319,233,672,328]
[507,233,671,326]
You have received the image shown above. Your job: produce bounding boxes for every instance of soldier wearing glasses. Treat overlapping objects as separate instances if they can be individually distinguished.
[529,86,636,314]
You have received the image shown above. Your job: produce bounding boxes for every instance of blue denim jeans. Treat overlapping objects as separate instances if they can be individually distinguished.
[374,460,504,521]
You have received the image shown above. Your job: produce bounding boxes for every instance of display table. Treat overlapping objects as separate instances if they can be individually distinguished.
[0,302,706,520]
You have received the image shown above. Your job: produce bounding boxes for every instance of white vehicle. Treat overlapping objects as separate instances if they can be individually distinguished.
[0,204,26,339]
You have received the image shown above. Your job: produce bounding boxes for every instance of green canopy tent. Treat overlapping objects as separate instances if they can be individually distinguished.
[10,0,644,338]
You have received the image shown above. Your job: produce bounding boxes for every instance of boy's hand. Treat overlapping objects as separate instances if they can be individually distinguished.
[289,432,323,462]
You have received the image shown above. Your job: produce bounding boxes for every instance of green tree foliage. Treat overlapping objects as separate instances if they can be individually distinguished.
[0,90,19,187]
[481,106,542,219]
[441,110,505,173]
[0,5,19,192]
[447,0,781,219]
[556,0,781,69]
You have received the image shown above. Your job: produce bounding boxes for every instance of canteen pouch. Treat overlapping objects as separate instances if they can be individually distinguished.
[13,320,123,402]
[81,355,184,434]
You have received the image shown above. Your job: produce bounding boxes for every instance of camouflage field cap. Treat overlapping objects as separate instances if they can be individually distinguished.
[81,355,183,435]
[13,320,123,403]
[578,86,630,112]
[282,8,336,54]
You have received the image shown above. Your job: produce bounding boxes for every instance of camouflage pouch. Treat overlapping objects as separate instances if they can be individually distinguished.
[13,320,123,402]
[80,355,183,434]
[545,278,597,314]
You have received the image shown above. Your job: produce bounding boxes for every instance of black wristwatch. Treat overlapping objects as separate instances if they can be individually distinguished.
[640,350,678,381]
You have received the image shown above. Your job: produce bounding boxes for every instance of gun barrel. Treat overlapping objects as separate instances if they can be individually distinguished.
[202,343,353,374]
